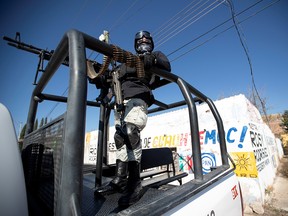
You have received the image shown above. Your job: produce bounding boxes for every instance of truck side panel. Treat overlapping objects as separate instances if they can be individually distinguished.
[164,172,243,216]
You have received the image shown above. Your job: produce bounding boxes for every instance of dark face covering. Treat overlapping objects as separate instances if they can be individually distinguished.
[136,38,153,54]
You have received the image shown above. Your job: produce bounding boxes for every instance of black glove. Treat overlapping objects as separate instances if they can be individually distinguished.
[96,88,107,101]
[143,54,156,70]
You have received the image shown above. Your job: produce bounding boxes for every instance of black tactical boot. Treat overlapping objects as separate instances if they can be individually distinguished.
[94,159,128,196]
[118,161,144,206]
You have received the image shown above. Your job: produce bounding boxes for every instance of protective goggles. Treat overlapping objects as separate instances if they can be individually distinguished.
[136,37,152,45]
[135,31,152,40]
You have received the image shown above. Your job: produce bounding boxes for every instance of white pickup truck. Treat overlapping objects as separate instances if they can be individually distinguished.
[0,29,243,216]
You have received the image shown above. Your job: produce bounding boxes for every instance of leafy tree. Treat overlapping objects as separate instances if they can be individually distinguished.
[281,110,288,132]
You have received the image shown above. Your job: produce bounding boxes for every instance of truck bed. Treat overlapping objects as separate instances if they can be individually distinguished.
[82,172,176,215]
[81,166,242,216]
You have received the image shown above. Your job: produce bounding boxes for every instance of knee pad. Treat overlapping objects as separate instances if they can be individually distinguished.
[114,126,125,149]
[125,123,141,150]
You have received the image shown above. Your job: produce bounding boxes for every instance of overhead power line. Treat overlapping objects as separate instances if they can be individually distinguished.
[152,0,199,38]
[47,0,278,121]
[167,0,279,124]
[108,0,140,32]
[226,0,270,124]
[168,0,278,60]
[154,0,226,49]
[46,87,69,119]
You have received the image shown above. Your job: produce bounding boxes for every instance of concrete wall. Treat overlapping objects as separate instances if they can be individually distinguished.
[84,94,284,209]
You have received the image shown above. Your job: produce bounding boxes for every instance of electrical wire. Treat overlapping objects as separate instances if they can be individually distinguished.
[45,0,279,121]
[154,0,226,49]
[46,87,68,119]
[167,0,265,58]
[168,0,279,127]
[46,0,114,119]
[111,0,153,32]
[154,0,215,42]
[47,0,118,119]
[70,0,91,26]
[155,0,220,47]
[152,0,199,38]
[108,0,140,32]
[88,0,150,61]
[169,0,279,62]
[87,0,114,60]
[226,0,271,124]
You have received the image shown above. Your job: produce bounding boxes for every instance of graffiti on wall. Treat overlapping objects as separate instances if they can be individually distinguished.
[178,152,217,174]
[84,131,98,164]
[249,130,270,173]
[230,152,258,178]
[85,123,272,178]
[107,125,249,150]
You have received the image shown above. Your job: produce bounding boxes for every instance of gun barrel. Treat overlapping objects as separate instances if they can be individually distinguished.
[3,36,44,52]
[7,42,41,55]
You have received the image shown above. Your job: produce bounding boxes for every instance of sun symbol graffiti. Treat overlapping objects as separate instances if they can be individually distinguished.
[234,154,251,170]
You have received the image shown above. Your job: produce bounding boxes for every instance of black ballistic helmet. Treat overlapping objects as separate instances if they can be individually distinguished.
[134,30,154,54]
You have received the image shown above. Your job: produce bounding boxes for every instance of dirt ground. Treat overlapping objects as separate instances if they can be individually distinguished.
[258,206,288,216]
[245,155,288,216]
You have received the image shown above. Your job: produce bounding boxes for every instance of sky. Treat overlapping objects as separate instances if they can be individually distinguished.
[0,0,287,136]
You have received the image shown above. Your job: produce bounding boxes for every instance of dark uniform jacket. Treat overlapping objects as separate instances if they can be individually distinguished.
[119,51,171,107]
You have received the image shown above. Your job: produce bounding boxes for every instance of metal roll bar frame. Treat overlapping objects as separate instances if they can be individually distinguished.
[24,29,229,215]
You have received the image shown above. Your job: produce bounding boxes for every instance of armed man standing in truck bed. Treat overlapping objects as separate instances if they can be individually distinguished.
[94,30,171,206]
